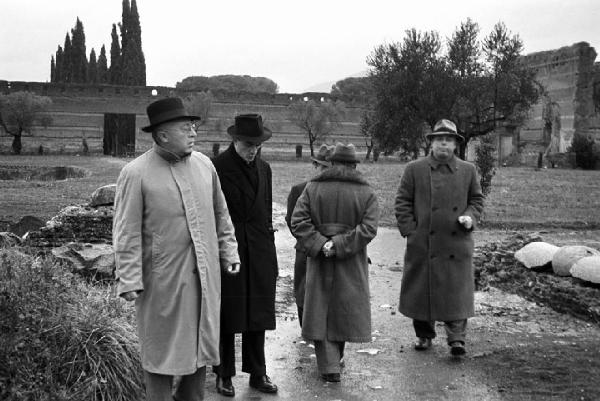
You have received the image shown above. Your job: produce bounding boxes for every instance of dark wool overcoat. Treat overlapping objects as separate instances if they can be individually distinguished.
[395,154,484,322]
[212,144,278,333]
[285,181,308,310]
[291,166,379,342]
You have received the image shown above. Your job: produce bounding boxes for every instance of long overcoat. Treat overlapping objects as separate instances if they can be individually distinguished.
[212,144,278,333]
[285,181,308,310]
[394,154,484,322]
[113,145,239,375]
[291,166,379,342]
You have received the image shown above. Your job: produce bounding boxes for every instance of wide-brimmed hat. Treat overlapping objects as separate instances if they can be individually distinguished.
[141,97,200,133]
[311,144,334,167]
[329,142,360,164]
[425,119,465,142]
[227,114,272,144]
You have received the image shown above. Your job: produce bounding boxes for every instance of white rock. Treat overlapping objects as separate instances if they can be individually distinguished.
[514,242,559,269]
[570,256,600,284]
[552,245,600,276]
[89,184,116,207]
[52,242,115,278]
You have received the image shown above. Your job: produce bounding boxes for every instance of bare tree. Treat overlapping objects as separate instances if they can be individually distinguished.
[0,91,52,154]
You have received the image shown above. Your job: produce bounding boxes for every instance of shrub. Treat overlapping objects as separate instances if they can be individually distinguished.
[475,134,497,197]
[569,133,599,170]
[0,249,143,401]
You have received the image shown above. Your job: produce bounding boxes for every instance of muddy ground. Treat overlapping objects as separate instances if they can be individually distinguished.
[200,211,600,401]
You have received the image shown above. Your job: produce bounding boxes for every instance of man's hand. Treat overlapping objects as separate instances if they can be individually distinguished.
[458,215,473,230]
[322,240,336,258]
[122,291,139,302]
[226,263,241,275]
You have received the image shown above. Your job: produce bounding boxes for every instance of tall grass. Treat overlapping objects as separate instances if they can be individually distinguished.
[0,248,143,401]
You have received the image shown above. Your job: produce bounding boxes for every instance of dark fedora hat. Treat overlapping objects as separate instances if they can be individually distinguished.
[425,119,465,142]
[141,97,200,133]
[311,144,334,167]
[227,114,272,144]
[329,142,361,164]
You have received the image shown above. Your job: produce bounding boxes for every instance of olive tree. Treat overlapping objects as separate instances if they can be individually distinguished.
[0,91,52,154]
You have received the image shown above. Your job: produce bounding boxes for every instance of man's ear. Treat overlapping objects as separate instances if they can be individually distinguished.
[156,128,169,143]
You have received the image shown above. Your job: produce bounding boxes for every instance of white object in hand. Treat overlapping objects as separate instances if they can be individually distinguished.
[458,215,473,229]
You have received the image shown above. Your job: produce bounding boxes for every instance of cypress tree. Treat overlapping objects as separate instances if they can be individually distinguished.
[109,24,121,84]
[63,33,73,83]
[129,0,146,85]
[88,48,98,84]
[120,0,131,54]
[50,55,56,83]
[97,45,108,84]
[70,18,88,83]
[55,46,64,82]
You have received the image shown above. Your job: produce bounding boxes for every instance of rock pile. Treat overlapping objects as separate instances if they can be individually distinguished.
[474,233,600,324]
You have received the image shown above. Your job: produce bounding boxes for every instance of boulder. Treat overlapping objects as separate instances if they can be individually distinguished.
[89,184,117,207]
[570,256,600,284]
[0,232,22,247]
[9,215,44,237]
[51,242,115,279]
[552,245,600,276]
[514,241,559,269]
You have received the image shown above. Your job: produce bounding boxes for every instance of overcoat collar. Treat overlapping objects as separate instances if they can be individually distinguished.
[153,143,190,164]
[311,165,369,185]
[427,153,458,172]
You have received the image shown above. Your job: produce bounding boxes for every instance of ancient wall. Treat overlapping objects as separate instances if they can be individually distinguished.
[0,80,366,155]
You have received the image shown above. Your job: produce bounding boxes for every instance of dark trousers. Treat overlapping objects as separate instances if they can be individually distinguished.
[213,331,266,378]
[294,249,307,328]
[413,319,468,345]
[144,367,205,401]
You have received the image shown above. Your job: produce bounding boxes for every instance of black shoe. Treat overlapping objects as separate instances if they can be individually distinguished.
[450,341,466,356]
[249,374,278,393]
[414,337,432,350]
[216,375,235,397]
[321,373,341,382]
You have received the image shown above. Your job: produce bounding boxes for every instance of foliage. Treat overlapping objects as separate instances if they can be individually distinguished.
[97,45,109,84]
[88,49,98,84]
[118,0,146,86]
[0,91,52,154]
[287,99,346,156]
[177,75,279,94]
[475,134,497,196]
[367,19,541,158]
[0,249,143,400]
[330,76,374,101]
[183,91,214,126]
[569,133,599,170]
[109,24,122,84]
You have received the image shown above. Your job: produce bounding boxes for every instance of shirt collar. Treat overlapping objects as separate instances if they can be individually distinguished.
[154,143,190,164]
[427,153,458,172]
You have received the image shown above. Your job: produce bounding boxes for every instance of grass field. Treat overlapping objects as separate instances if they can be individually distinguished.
[1,154,599,228]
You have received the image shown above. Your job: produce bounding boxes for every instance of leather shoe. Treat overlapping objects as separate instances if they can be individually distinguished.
[216,375,235,397]
[450,341,466,356]
[414,337,432,350]
[249,374,278,393]
[321,373,341,382]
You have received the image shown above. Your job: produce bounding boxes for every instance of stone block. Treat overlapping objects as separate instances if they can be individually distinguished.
[89,184,117,207]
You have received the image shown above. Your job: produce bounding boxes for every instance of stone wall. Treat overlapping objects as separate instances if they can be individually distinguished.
[0,80,366,155]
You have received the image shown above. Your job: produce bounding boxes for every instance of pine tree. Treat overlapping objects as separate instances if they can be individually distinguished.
[62,33,73,83]
[70,18,88,83]
[88,49,98,84]
[97,45,108,84]
[109,24,121,84]
[50,55,56,83]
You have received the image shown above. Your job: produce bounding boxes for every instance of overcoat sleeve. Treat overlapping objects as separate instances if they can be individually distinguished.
[394,163,417,237]
[290,185,329,258]
[211,165,240,268]
[113,165,144,297]
[285,184,302,233]
[330,192,379,259]
[461,164,485,231]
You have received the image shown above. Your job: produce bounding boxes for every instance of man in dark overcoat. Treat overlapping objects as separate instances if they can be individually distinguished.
[291,143,379,382]
[211,114,279,396]
[394,118,484,356]
[284,144,333,328]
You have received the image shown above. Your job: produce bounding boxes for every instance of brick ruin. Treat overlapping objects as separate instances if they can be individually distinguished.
[1,41,599,165]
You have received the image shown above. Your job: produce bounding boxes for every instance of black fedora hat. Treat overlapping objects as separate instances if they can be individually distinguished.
[141,97,200,133]
[227,114,272,144]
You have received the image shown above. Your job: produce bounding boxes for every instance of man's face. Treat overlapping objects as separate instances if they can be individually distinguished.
[430,135,457,160]
[158,120,197,156]
[234,140,262,163]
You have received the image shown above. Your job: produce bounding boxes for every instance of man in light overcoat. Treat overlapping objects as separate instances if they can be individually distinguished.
[113,97,240,401]
[394,118,484,356]
[291,143,379,382]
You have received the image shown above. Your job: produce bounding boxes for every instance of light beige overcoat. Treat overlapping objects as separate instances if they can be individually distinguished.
[113,145,239,375]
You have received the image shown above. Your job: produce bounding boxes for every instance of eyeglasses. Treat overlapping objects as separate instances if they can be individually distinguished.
[179,122,197,131]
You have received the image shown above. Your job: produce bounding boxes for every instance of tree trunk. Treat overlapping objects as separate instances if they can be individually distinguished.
[12,134,22,155]
[364,145,372,161]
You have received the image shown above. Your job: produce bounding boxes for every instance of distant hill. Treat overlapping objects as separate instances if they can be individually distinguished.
[300,70,368,94]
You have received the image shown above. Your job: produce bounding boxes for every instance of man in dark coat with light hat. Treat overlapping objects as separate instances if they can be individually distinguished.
[285,143,334,328]
[211,114,279,396]
[394,118,484,357]
[114,97,240,401]
[291,143,379,383]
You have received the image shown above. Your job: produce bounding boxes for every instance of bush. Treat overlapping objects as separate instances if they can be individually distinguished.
[569,133,599,170]
[0,249,143,401]
[475,134,497,197]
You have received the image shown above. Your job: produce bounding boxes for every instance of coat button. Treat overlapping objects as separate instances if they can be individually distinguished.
[451,231,457,236]
[432,206,439,211]
[453,206,458,211]
[192,269,198,275]
[449,254,455,259]
[429,231,435,235]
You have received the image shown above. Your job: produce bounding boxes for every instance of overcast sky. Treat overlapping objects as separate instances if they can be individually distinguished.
[1,0,599,93]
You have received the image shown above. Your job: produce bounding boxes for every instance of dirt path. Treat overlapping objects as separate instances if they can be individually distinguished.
[202,212,600,400]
